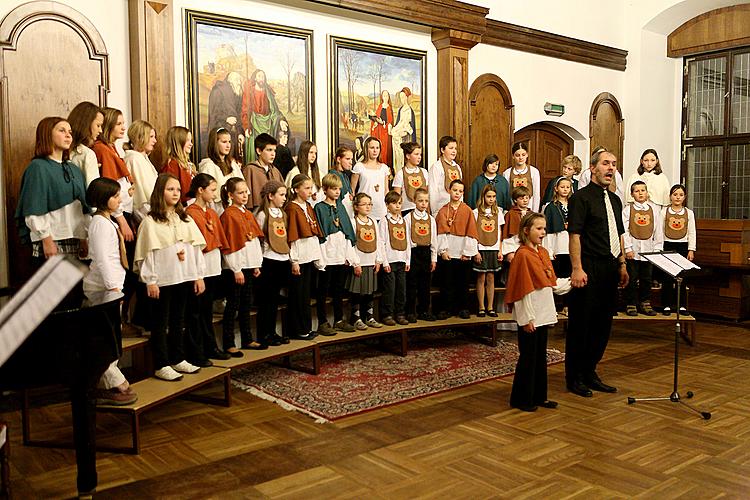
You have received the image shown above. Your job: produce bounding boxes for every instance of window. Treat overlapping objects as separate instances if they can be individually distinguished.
[682,49,750,219]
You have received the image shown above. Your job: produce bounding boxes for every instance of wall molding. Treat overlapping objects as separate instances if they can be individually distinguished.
[483,19,628,71]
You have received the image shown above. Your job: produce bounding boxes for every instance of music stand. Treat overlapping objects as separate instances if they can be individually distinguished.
[626,251,711,420]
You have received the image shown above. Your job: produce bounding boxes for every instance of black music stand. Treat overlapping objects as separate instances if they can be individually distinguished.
[626,251,711,420]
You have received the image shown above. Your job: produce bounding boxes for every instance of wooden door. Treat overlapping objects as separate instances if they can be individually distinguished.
[513,123,573,200]
[590,92,624,168]
[0,3,109,287]
[468,74,514,186]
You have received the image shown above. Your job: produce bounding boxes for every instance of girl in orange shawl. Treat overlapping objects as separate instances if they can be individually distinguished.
[505,213,570,412]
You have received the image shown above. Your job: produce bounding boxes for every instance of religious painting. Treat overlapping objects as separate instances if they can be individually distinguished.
[185,11,313,166]
[329,37,426,175]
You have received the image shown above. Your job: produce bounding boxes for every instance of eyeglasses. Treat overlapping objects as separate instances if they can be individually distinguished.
[357,202,373,207]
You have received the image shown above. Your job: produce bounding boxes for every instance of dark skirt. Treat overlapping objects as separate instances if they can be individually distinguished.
[347,265,377,295]
[473,250,502,273]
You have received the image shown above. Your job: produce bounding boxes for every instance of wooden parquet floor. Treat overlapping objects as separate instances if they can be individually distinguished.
[4,319,750,499]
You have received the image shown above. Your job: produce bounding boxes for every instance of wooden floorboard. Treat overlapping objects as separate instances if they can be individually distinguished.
[3,319,750,498]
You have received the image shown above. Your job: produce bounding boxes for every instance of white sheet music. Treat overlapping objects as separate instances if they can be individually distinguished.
[0,256,85,367]
[640,251,701,277]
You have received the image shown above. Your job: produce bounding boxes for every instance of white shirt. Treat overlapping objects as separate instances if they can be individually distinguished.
[198,158,243,199]
[124,150,158,222]
[255,208,290,262]
[69,144,99,187]
[437,232,478,259]
[222,206,263,272]
[84,215,126,293]
[622,200,665,261]
[285,165,328,206]
[25,200,89,242]
[320,230,359,267]
[428,158,462,215]
[139,241,205,286]
[512,278,570,328]
[661,206,697,250]
[625,170,671,206]
[473,207,505,251]
[289,201,324,266]
[501,235,521,256]
[378,213,411,266]
[392,166,428,212]
[351,216,384,267]
[502,165,541,212]
[579,168,625,204]
[353,162,391,220]
[540,202,569,258]
[404,209,438,262]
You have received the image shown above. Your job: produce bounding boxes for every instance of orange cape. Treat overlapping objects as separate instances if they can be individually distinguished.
[504,244,557,304]
[435,202,478,239]
[220,205,263,254]
[186,204,229,254]
[285,202,322,243]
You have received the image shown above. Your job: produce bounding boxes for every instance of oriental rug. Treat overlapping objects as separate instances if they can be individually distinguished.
[232,331,565,422]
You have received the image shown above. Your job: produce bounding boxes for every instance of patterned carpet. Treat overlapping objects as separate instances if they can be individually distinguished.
[233,331,565,422]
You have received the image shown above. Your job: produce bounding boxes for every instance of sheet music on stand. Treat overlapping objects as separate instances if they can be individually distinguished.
[640,251,700,278]
[0,255,85,367]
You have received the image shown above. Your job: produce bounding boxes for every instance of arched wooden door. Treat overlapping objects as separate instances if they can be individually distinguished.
[0,2,109,287]
[514,123,573,199]
[468,74,514,185]
[590,92,624,168]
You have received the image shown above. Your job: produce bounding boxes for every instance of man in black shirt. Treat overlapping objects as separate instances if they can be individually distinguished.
[566,149,629,397]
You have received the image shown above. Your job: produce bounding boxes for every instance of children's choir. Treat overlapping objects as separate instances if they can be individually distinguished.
[15,107,693,408]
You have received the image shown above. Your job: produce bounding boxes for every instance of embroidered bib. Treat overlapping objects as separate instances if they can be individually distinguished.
[664,209,688,240]
[441,159,461,191]
[476,211,499,247]
[410,215,431,246]
[629,204,654,240]
[355,218,377,253]
[509,168,533,193]
[404,168,426,201]
[388,218,408,251]
[267,212,290,254]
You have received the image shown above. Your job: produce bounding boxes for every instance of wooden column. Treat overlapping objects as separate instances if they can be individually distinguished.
[431,29,481,167]
[128,0,175,168]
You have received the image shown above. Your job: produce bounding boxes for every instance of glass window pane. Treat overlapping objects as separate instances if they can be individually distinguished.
[687,57,726,137]
[729,144,750,219]
[731,53,750,134]
[687,146,723,219]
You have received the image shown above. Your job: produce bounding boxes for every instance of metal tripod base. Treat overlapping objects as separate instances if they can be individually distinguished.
[627,391,711,420]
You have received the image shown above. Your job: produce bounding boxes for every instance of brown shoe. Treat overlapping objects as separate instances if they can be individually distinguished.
[317,322,337,336]
[395,316,409,325]
[639,301,657,316]
[381,316,397,326]
[96,388,138,406]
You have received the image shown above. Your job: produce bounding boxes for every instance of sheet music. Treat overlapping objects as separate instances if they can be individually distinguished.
[640,251,701,277]
[0,256,85,367]
[663,252,700,271]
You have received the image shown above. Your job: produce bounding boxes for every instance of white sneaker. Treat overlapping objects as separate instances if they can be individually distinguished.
[366,318,383,328]
[172,360,201,374]
[155,366,183,381]
[353,319,368,330]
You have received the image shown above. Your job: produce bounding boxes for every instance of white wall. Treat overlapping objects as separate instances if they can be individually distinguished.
[171,0,438,167]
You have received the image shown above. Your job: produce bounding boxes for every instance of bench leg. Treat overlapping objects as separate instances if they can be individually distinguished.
[131,412,139,455]
[490,322,499,347]
[400,331,408,357]
[312,346,321,375]
[21,389,30,446]
[223,373,232,407]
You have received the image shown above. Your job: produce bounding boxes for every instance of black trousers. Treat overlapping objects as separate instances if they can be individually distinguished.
[552,254,572,278]
[150,282,189,368]
[439,258,470,313]
[381,261,407,318]
[407,246,432,315]
[287,262,314,336]
[257,258,290,340]
[223,269,254,349]
[660,241,689,309]
[185,275,220,362]
[316,264,348,324]
[566,256,619,385]
[625,259,652,305]
[510,325,549,407]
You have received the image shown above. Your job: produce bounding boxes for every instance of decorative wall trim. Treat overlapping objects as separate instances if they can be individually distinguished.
[307,0,489,36]
[483,19,628,71]
[668,5,750,57]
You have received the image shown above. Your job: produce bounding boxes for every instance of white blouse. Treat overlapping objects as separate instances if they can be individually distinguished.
[436,232,478,259]
[83,215,126,293]
[428,158,462,215]
[139,241,205,287]
[222,206,263,272]
[378,213,411,266]
[320,231,359,267]
[125,150,158,221]
[625,170,671,206]
[353,162,390,220]
[69,144,99,188]
[289,201,324,266]
[392,166,428,212]
[25,200,89,242]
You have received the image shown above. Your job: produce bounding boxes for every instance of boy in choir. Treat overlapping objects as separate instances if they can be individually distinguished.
[243,132,283,211]
[435,179,478,320]
[378,190,411,326]
[501,186,531,262]
[314,173,358,335]
[623,180,663,316]
[404,188,438,322]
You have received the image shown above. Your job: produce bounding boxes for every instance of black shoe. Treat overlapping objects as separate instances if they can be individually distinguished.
[487,310,498,317]
[418,313,437,322]
[511,403,538,412]
[227,349,244,358]
[567,380,593,397]
[266,336,283,347]
[406,314,418,323]
[190,358,213,368]
[477,309,486,317]
[458,310,470,319]
[436,311,450,320]
[538,400,558,409]
[280,336,291,344]
[585,376,617,393]
[207,349,231,360]
[294,331,317,341]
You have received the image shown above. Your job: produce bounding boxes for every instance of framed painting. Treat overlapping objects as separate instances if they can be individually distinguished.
[185,10,313,166]
[329,36,426,174]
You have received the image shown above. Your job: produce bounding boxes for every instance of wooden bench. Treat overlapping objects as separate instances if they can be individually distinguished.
[95,366,231,454]
[558,311,698,345]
